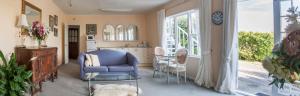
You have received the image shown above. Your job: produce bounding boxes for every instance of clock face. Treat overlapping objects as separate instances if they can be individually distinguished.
[212,11,223,25]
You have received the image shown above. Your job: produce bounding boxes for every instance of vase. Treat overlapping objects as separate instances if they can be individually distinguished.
[37,39,42,48]
[41,40,47,47]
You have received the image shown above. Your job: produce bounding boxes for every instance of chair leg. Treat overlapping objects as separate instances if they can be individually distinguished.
[153,70,156,78]
[177,71,179,84]
[129,72,132,80]
[185,71,187,83]
[159,66,163,78]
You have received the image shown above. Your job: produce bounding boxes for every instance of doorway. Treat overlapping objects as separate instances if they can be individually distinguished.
[68,25,80,59]
[237,0,300,95]
[237,0,274,95]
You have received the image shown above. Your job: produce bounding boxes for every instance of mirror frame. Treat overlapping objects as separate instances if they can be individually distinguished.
[103,24,138,42]
[103,24,115,41]
[22,0,42,24]
[127,24,138,41]
[115,24,125,41]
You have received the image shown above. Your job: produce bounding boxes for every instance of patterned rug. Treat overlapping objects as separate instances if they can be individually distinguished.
[93,84,142,96]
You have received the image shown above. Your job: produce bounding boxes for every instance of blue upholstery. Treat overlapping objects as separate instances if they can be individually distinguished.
[108,65,134,72]
[78,49,139,80]
[84,66,108,72]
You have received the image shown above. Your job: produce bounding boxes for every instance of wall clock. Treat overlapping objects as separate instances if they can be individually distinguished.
[212,11,223,25]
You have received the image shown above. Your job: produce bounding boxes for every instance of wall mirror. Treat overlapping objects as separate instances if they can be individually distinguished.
[22,0,42,26]
[103,24,138,41]
[127,25,138,41]
[116,25,125,40]
[103,24,115,41]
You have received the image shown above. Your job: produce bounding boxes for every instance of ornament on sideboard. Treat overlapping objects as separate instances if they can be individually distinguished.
[30,21,49,48]
[17,14,29,47]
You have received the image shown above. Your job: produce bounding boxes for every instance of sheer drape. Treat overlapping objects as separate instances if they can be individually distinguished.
[157,9,167,51]
[194,0,213,88]
[215,0,238,94]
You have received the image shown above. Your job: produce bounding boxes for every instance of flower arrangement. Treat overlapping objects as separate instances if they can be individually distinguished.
[263,30,300,88]
[30,21,49,46]
[262,0,300,88]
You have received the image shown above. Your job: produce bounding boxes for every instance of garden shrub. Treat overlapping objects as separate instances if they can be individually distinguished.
[238,31,274,61]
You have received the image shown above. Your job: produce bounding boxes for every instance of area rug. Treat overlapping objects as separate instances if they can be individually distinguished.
[93,84,142,96]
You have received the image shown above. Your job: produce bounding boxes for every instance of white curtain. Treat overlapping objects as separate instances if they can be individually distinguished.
[194,0,213,88]
[157,9,167,50]
[215,0,238,94]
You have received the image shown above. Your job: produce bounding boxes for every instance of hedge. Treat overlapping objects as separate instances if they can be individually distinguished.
[238,32,274,61]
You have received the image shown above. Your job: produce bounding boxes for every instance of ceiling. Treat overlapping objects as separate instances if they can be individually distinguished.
[53,0,172,15]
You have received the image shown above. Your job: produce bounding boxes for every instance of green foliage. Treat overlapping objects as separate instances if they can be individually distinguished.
[0,51,32,96]
[177,15,189,48]
[239,31,274,61]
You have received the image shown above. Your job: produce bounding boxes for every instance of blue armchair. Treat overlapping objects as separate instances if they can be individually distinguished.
[78,49,139,80]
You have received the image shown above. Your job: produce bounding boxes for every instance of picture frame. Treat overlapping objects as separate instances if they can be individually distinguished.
[49,15,54,31]
[54,15,58,26]
[54,28,58,37]
[86,24,97,35]
[22,0,42,34]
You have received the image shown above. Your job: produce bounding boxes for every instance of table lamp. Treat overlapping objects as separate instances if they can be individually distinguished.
[17,14,29,47]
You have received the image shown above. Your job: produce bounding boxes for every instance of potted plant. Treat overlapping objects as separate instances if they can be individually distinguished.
[0,50,32,96]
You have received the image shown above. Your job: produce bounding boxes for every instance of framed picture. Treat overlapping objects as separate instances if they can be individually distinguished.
[54,28,58,37]
[54,15,58,26]
[86,24,97,35]
[49,15,54,31]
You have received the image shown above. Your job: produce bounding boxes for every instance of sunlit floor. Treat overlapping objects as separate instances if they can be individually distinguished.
[34,60,233,96]
[238,60,271,95]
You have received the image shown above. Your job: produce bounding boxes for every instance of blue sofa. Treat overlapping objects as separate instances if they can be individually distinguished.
[78,49,139,80]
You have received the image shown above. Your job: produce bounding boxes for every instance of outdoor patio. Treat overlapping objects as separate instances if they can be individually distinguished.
[238,60,271,95]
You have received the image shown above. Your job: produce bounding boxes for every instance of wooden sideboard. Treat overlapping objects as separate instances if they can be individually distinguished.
[99,47,153,66]
[15,47,58,95]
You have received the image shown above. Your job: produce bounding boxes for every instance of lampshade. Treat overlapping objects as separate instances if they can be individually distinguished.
[17,14,29,28]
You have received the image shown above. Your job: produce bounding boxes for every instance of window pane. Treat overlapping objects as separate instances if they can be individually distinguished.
[280,0,300,39]
[166,17,176,56]
[190,11,200,55]
[165,10,200,56]
[176,14,189,49]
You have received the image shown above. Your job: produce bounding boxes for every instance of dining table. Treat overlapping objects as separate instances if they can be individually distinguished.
[158,55,175,84]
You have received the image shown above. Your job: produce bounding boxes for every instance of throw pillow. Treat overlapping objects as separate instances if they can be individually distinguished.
[85,54,92,67]
[90,54,101,67]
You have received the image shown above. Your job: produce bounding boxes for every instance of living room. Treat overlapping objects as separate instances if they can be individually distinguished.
[1,0,300,96]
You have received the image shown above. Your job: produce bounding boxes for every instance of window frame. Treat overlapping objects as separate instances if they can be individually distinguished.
[165,10,200,56]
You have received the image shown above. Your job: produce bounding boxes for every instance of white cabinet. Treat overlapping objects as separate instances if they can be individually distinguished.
[99,47,153,66]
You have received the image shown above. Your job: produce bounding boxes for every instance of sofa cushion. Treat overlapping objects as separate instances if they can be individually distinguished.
[90,54,101,67]
[84,66,108,72]
[108,65,134,72]
[85,54,92,67]
[98,49,128,66]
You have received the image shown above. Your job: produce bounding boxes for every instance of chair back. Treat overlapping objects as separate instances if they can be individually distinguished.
[153,47,165,69]
[175,48,188,65]
[154,47,165,56]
